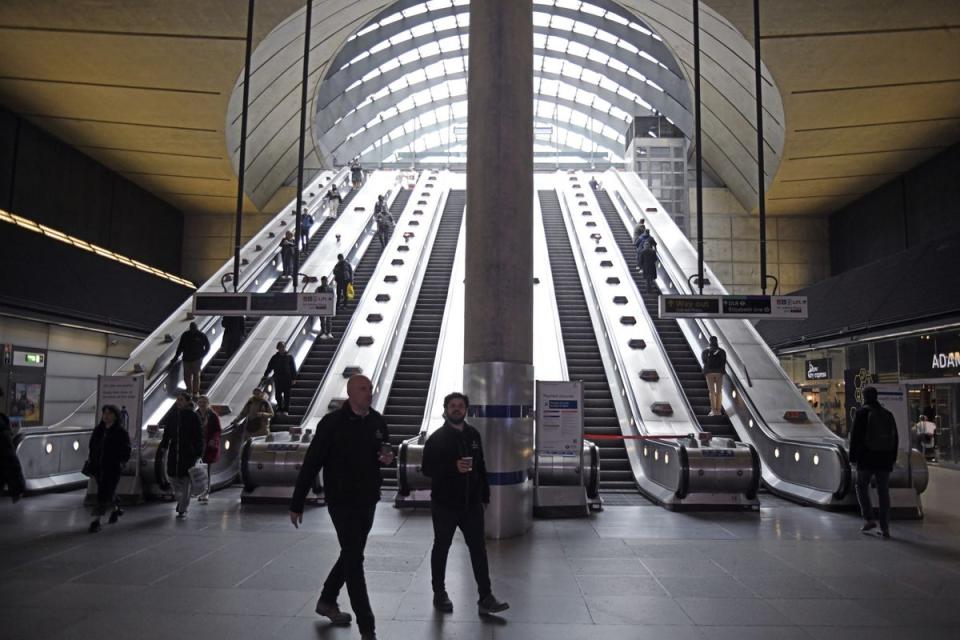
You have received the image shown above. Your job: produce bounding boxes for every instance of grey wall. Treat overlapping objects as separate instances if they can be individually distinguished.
[829,143,960,275]
[0,316,139,426]
[0,106,184,274]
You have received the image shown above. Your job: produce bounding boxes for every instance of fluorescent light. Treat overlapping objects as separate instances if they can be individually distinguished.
[1,208,195,288]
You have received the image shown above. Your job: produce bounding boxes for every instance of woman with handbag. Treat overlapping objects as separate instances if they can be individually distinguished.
[86,405,131,533]
[196,395,221,504]
[231,388,273,441]
[159,392,203,518]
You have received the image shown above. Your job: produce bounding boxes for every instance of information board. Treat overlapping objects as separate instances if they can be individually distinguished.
[659,295,808,320]
[536,381,584,457]
[192,292,335,316]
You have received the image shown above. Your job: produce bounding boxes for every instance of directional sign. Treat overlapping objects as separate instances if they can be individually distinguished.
[659,295,807,320]
[192,292,335,316]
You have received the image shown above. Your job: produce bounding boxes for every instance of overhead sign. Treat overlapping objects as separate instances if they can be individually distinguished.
[192,292,335,316]
[659,295,808,320]
[805,358,831,381]
[13,350,45,368]
[536,381,584,457]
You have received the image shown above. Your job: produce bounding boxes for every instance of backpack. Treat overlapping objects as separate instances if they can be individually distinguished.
[864,406,898,453]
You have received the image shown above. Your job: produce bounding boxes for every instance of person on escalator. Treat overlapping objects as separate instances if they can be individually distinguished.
[375,209,395,250]
[174,322,210,399]
[316,276,335,339]
[196,395,221,504]
[589,176,601,191]
[701,336,727,417]
[264,341,297,415]
[326,184,343,218]
[633,219,646,241]
[85,405,132,533]
[221,315,245,357]
[639,241,658,292]
[159,393,204,518]
[849,386,898,539]
[333,254,353,311]
[300,206,314,252]
[231,388,273,440]
[279,231,296,278]
[350,157,364,190]
[422,392,509,617]
[374,195,388,217]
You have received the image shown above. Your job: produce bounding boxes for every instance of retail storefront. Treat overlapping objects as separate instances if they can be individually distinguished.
[777,326,960,464]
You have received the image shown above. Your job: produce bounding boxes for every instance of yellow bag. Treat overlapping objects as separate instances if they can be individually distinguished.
[346,282,356,301]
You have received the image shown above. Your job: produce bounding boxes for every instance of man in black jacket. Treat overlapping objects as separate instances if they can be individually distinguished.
[701,336,727,417]
[422,392,509,616]
[289,375,393,640]
[849,386,899,538]
[264,341,297,415]
[174,322,210,398]
[333,254,353,311]
[159,393,204,518]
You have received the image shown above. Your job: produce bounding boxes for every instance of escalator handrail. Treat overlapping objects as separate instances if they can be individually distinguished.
[609,170,850,498]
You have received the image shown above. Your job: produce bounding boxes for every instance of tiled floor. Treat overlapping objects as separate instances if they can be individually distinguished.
[2,468,960,639]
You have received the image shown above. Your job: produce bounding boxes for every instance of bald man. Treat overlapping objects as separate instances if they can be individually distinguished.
[290,375,393,640]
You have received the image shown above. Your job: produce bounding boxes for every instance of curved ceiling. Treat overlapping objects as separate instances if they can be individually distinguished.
[225,0,786,211]
[0,0,957,280]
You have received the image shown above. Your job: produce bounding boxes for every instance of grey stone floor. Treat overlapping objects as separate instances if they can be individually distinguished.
[2,468,960,640]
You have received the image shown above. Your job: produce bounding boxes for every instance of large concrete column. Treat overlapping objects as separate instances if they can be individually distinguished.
[464,0,534,539]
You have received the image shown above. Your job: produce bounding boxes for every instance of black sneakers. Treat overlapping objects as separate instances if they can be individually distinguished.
[433,591,453,613]
[478,594,509,615]
[88,520,101,533]
[315,599,352,626]
[108,508,123,524]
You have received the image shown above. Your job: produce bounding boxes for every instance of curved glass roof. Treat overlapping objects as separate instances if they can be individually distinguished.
[314,0,692,167]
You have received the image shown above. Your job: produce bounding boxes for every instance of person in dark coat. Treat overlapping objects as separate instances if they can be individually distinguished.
[221,315,245,357]
[0,388,26,504]
[701,336,727,417]
[333,254,353,311]
[300,206,314,252]
[264,341,297,415]
[289,375,394,639]
[316,276,335,339]
[849,386,899,538]
[326,184,343,218]
[86,405,132,533]
[279,231,296,278]
[196,395,221,504]
[638,241,658,292]
[422,392,509,616]
[159,393,204,518]
[174,322,210,398]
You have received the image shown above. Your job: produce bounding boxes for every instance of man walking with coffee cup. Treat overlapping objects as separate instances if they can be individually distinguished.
[422,392,509,616]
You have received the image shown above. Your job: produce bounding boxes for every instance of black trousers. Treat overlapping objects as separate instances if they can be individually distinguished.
[274,382,291,412]
[335,280,348,308]
[855,468,891,531]
[320,503,377,634]
[431,503,492,599]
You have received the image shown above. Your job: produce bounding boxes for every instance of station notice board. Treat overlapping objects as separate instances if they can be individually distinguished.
[659,295,808,320]
[536,381,584,457]
[192,292,335,316]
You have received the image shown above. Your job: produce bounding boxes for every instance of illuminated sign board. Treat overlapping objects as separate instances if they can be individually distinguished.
[805,358,831,380]
[192,292,334,316]
[659,295,808,320]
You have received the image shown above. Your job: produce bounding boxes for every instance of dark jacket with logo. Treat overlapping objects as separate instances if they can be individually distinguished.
[159,407,204,478]
[422,422,490,510]
[290,403,390,512]
[176,328,210,362]
[701,347,727,374]
[849,401,899,472]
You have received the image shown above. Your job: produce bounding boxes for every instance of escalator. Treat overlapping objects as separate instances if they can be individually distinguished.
[196,195,352,396]
[270,188,409,429]
[380,190,466,488]
[539,190,634,492]
[593,190,735,438]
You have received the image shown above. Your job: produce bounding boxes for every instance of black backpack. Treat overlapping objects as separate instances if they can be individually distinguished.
[864,406,898,453]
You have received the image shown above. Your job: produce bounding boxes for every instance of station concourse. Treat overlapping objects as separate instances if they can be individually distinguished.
[1,1,960,639]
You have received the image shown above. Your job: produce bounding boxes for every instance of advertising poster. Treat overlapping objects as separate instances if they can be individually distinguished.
[96,375,145,477]
[536,381,584,457]
[9,383,41,422]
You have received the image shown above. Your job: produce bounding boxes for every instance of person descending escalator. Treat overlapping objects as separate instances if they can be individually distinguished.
[300,206,314,252]
[316,276,335,339]
[325,184,343,218]
[279,231,296,278]
[230,388,273,441]
[350,157,364,190]
[174,322,210,399]
[333,254,353,312]
[701,336,727,417]
[85,405,132,533]
[264,341,297,415]
[159,393,203,518]
[221,315,245,357]
[375,208,395,250]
